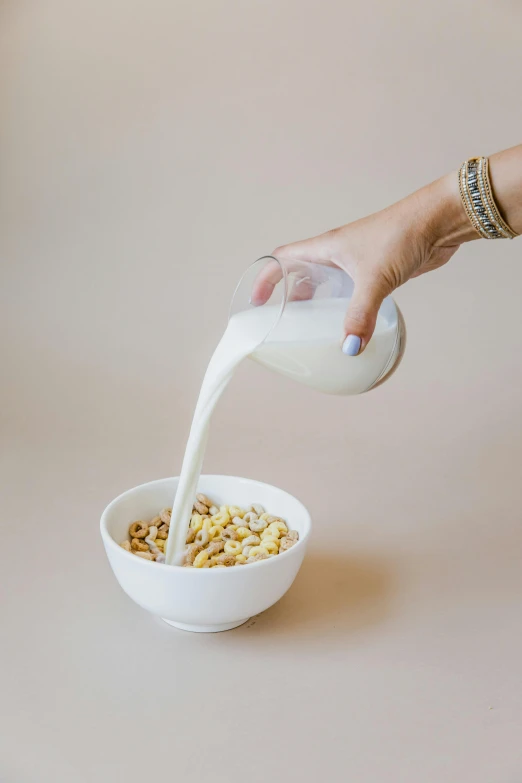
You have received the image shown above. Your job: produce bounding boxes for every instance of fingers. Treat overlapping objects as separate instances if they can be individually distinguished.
[341,278,388,355]
[273,232,335,265]
[250,258,282,306]
[251,234,336,306]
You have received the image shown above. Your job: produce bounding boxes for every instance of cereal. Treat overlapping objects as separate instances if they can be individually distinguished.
[185,543,202,565]
[193,549,210,568]
[135,551,155,560]
[122,492,299,569]
[222,527,239,541]
[266,522,285,538]
[279,534,298,551]
[261,540,278,555]
[195,529,210,547]
[131,538,149,552]
[216,554,236,567]
[247,546,267,558]
[207,540,225,556]
[247,553,268,563]
[248,517,268,533]
[235,526,251,540]
[190,514,204,531]
[223,540,242,556]
[212,511,230,527]
[156,524,169,540]
[129,521,149,539]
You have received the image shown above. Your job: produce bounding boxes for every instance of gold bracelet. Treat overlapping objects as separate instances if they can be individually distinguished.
[458,157,518,239]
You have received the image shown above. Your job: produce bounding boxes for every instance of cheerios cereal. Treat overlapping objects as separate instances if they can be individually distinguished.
[121,494,299,567]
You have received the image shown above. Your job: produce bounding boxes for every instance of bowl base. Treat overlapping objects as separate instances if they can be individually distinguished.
[162,617,249,633]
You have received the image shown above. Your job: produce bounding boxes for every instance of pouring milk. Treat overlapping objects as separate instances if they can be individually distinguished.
[165,297,398,564]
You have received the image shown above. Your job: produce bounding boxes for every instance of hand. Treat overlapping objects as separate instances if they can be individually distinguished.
[254,172,475,354]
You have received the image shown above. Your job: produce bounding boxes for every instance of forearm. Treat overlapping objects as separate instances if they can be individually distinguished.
[410,144,522,248]
[489,145,522,236]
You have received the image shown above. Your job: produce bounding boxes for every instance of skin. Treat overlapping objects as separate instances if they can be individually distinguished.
[254,144,522,353]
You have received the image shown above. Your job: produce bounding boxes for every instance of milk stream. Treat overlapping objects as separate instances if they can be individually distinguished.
[165,298,396,564]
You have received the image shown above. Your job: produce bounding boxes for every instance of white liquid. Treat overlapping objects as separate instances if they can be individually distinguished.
[249,298,398,395]
[165,298,397,564]
[164,311,271,564]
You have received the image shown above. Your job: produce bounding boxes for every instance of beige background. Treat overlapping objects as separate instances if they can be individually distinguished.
[1,1,522,780]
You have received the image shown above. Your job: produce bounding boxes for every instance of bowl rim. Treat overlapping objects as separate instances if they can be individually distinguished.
[100,474,312,573]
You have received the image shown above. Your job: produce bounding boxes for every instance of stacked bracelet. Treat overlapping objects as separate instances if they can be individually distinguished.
[458,157,517,239]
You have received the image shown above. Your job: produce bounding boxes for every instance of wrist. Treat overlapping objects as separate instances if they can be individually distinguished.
[422,171,480,247]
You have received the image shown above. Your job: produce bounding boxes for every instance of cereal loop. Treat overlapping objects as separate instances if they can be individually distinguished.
[193,549,210,568]
[224,540,242,556]
[211,511,230,527]
[190,514,204,531]
[131,538,149,552]
[135,551,155,560]
[196,493,214,507]
[266,523,283,539]
[248,518,268,533]
[261,540,278,555]
[222,527,239,541]
[235,526,252,540]
[195,529,210,547]
[248,546,267,558]
[207,540,225,556]
[242,535,261,548]
[217,554,236,566]
[129,521,149,539]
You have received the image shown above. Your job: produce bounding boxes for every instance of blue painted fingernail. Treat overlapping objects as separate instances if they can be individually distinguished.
[342,335,361,355]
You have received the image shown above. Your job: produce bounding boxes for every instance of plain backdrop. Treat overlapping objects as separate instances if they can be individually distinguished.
[1,1,521,781]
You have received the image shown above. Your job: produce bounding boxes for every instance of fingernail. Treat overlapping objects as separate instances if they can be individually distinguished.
[342,334,361,356]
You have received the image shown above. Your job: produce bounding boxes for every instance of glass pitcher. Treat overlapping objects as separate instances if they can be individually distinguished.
[229,256,406,395]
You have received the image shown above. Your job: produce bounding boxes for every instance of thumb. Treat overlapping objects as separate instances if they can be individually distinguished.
[341,278,388,355]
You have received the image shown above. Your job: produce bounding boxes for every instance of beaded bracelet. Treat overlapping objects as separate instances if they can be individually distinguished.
[458,157,517,239]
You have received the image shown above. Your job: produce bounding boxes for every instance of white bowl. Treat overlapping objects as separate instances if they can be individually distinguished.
[100,475,312,633]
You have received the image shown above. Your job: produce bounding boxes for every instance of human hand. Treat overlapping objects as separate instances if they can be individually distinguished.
[253,172,476,354]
